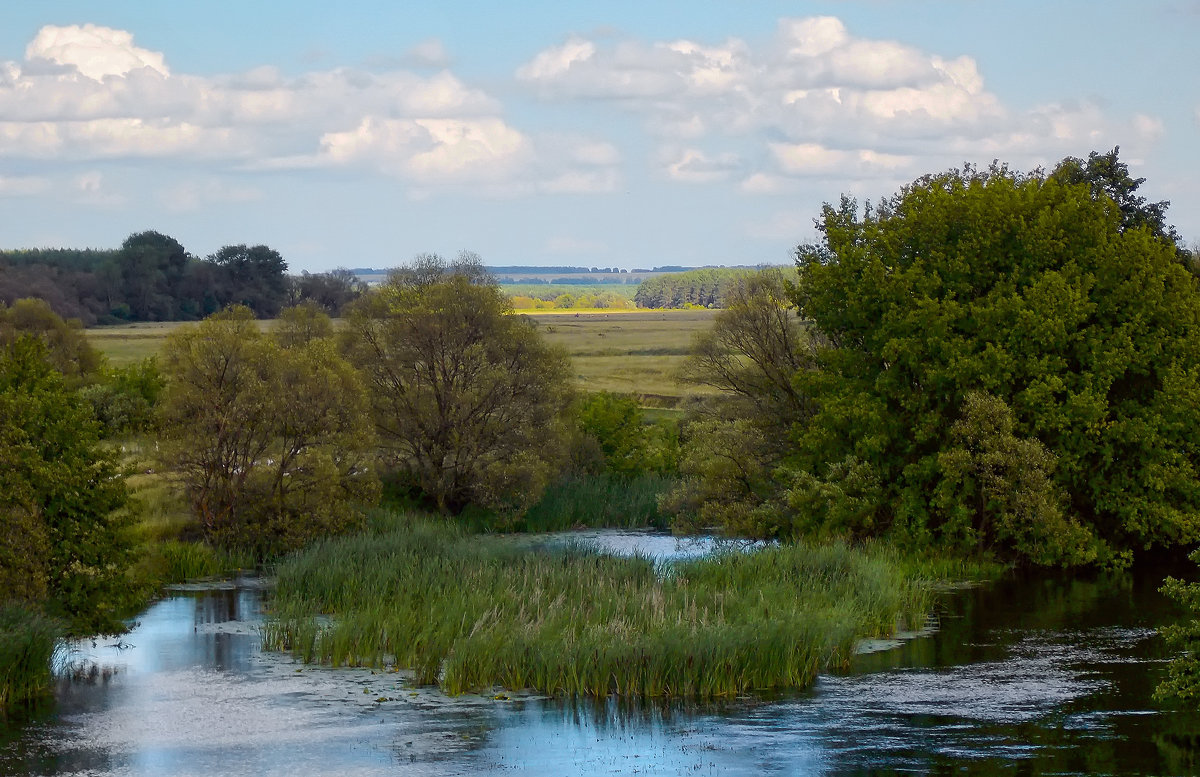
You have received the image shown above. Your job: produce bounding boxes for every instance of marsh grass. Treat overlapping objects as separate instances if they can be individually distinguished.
[519,473,673,531]
[264,513,931,699]
[0,606,61,712]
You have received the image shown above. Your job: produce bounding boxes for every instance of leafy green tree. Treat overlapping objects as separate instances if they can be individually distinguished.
[207,244,290,317]
[0,336,135,634]
[791,163,1200,565]
[1051,147,1180,245]
[159,307,378,555]
[575,391,677,476]
[116,231,190,320]
[1156,548,1200,707]
[661,269,816,536]
[273,301,335,348]
[341,254,573,514]
[0,297,102,381]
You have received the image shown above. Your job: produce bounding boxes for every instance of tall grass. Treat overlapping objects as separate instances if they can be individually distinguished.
[0,605,61,712]
[264,512,932,698]
[519,473,672,531]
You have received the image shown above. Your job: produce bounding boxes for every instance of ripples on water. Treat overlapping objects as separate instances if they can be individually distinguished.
[1,532,1197,776]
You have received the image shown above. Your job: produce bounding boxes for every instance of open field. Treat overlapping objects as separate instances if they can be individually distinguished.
[88,310,720,402]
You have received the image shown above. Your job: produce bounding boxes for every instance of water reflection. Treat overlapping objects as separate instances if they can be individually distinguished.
[1,562,1197,775]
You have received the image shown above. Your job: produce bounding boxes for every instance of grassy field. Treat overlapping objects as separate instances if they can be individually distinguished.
[88,310,720,403]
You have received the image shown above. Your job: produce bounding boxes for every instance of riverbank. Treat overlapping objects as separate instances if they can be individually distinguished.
[263,511,985,699]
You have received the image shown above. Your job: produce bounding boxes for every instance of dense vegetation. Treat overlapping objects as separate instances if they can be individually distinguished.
[0,231,366,324]
[264,512,934,698]
[5,147,1200,712]
[341,255,575,515]
[634,267,763,309]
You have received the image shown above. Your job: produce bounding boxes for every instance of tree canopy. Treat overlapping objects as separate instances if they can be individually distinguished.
[0,335,135,633]
[787,162,1200,566]
[342,254,573,514]
[158,306,378,555]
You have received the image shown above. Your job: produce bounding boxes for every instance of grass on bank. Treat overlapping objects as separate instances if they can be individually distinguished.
[263,511,942,699]
[0,606,60,713]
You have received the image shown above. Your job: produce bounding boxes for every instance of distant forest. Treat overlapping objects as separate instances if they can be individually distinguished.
[634,267,779,309]
[0,232,366,325]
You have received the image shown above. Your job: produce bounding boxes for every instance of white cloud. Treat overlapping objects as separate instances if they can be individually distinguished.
[663,148,740,183]
[0,174,50,196]
[72,170,126,207]
[404,38,452,68]
[516,37,596,81]
[745,210,815,240]
[316,117,530,182]
[26,23,169,80]
[516,16,1119,187]
[160,177,263,212]
[770,142,912,177]
[1133,113,1164,142]
[739,172,789,194]
[1,23,612,193]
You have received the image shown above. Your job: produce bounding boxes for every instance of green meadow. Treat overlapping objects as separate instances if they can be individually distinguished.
[88,310,720,402]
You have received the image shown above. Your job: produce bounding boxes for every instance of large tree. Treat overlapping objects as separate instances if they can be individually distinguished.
[159,306,378,555]
[342,254,573,514]
[789,163,1200,566]
[0,336,135,633]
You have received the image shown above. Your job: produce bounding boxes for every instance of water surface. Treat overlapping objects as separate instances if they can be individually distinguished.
[2,533,1197,776]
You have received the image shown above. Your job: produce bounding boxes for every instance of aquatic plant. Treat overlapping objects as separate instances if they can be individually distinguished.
[518,473,672,531]
[264,512,933,699]
[0,605,60,712]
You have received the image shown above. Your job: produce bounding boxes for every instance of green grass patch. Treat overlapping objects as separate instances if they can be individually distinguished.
[0,605,61,713]
[519,473,673,531]
[263,513,934,699]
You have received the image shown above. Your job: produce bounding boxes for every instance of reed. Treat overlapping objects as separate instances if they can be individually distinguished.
[519,473,672,531]
[0,605,61,712]
[264,512,933,699]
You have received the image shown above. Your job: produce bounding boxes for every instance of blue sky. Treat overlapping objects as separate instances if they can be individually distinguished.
[1,1,1197,272]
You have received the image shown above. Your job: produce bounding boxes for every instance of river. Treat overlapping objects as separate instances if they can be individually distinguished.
[2,532,1197,776]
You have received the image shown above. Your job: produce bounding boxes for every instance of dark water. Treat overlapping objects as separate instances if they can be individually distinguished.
[2,538,1198,776]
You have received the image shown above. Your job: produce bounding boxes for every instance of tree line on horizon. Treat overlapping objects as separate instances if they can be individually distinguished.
[0,232,367,325]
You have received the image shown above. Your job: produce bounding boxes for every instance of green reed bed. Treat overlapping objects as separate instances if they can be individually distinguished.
[0,605,61,712]
[264,514,932,699]
[519,473,673,531]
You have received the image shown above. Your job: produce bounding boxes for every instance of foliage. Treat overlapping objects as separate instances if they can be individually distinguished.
[634,267,758,309]
[0,232,345,324]
[0,336,136,634]
[1051,146,1180,245]
[0,604,61,711]
[264,512,930,699]
[273,301,334,348]
[662,417,784,535]
[0,297,102,380]
[79,357,165,436]
[290,268,367,315]
[575,391,678,476]
[791,162,1200,565]
[206,244,290,317]
[341,254,573,514]
[158,306,378,556]
[662,269,816,535]
[1157,547,1200,707]
[519,473,673,531]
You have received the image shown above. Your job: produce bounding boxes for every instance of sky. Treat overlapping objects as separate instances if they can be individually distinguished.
[1,1,1198,273]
